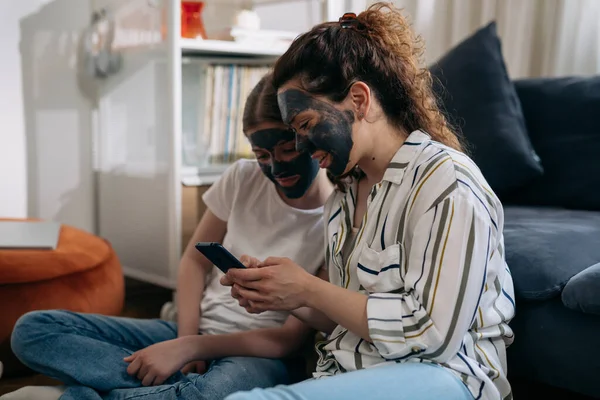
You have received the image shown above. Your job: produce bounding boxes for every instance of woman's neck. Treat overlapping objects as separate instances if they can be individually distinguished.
[279,170,333,210]
[357,122,407,184]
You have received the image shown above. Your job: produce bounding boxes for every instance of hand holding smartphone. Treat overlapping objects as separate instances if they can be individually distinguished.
[195,242,247,274]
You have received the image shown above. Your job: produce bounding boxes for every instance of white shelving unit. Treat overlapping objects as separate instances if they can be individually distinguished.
[92,0,328,289]
[180,38,289,57]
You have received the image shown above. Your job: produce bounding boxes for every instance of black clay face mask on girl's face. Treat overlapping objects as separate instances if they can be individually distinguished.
[277,89,355,178]
[248,128,320,199]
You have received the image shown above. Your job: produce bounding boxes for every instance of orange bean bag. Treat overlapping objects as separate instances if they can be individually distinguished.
[0,219,124,377]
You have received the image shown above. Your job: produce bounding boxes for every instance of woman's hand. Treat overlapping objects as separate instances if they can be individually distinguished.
[124,337,194,386]
[220,255,262,286]
[221,255,262,309]
[221,257,316,313]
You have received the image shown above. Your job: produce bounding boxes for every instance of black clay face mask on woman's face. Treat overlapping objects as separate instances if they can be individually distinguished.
[277,89,355,178]
[248,128,320,199]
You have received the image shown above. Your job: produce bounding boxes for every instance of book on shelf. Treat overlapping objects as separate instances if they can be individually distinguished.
[199,64,272,165]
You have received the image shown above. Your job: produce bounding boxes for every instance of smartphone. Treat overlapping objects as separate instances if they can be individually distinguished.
[195,242,246,274]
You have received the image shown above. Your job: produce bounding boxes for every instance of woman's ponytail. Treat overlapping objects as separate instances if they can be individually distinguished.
[357,3,463,151]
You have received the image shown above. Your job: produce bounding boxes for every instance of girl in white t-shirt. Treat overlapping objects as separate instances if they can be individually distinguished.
[8,74,333,400]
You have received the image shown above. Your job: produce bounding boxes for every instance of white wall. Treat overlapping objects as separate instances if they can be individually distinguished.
[255,0,322,31]
[254,0,368,28]
[0,1,52,218]
[0,0,96,232]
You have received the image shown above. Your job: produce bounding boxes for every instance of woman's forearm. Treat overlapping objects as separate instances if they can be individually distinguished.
[304,277,371,341]
[290,307,337,334]
[176,259,206,337]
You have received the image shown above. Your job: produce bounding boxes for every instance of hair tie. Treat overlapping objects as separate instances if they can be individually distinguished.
[339,12,366,31]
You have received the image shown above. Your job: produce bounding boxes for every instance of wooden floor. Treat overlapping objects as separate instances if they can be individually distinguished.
[0,278,172,396]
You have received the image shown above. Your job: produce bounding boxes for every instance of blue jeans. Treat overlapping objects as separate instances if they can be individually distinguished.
[11,310,290,400]
[225,362,474,400]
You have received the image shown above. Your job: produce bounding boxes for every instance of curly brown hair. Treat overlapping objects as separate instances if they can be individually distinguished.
[272,2,463,154]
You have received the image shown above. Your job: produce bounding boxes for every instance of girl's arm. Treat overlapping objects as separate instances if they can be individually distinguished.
[176,210,227,337]
[184,315,312,360]
[125,314,314,385]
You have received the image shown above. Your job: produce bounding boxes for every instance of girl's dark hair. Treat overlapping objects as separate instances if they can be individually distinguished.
[272,2,463,181]
[242,73,282,133]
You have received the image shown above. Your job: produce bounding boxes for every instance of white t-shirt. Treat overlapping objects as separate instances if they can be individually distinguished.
[199,159,325,335]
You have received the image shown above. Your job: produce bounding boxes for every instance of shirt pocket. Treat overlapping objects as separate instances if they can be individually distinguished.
[357,243,406,293]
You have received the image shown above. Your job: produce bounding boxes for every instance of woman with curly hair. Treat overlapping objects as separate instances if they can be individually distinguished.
[222,3,515,400]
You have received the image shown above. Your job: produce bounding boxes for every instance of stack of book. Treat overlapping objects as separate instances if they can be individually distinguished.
[200,64,272,164]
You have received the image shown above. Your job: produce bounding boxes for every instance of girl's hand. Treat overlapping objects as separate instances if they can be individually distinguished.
[224,257,316,313]
[124,338,193,386]
[181,360,207,375]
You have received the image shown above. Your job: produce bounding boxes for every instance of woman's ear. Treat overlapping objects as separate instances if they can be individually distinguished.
[347,81,371,121]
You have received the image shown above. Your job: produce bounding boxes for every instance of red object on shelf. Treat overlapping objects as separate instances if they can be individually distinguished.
[181,1,207,39]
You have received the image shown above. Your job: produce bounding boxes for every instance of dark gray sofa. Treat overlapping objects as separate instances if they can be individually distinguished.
[428,21,600,399]
[503,78,600,399]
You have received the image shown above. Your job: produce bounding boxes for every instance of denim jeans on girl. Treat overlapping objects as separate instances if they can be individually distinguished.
[11,310,289,400]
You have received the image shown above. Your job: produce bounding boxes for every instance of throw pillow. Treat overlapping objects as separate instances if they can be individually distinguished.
[429,22,543,197]
[562,263,600,315]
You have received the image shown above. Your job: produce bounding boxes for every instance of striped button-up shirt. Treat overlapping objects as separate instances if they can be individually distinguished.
[314,130,516,400]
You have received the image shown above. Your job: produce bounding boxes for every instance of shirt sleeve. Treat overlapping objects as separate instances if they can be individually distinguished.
[366,192,493,362]
[201,161,243,222]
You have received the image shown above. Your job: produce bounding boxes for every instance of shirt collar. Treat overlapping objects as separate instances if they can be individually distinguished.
[382,130,431,185]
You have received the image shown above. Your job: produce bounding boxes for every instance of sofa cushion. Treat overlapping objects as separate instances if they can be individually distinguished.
[429,22,543,198]
[505,77,600,210]
[562,263,600,315]
[503,206,600,301]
